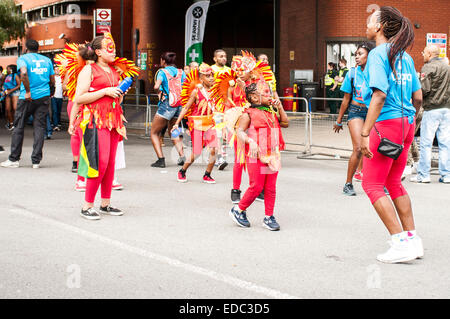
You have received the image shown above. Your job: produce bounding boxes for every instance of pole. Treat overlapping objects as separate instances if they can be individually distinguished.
[120,0,124,57]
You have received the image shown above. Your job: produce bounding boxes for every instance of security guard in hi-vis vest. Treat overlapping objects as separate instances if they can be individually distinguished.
[325,62,339,114]
[334,58,349,99]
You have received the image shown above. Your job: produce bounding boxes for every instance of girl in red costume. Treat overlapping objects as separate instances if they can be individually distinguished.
[70,34,128,220]
[229,82,289,231]
[172,63,217,183]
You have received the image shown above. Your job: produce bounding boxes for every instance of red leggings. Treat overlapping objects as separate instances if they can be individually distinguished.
[362,117,415,204]
[68,101,85,182]
[85,128,120,203]
[233,138,245,190]
[238,158,278,216]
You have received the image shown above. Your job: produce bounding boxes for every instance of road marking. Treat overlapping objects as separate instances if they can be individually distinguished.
[10,207,299,299]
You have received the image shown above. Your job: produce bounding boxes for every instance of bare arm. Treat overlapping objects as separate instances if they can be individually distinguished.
[334,93,352,132]
[20,66,31,100]
[276,101,289,128]
[237,113,259,158]
[172,89,198,130]
[412,89,423,114]
[360,89,386,158]
[7,75,21,93]
[68,101,80,135]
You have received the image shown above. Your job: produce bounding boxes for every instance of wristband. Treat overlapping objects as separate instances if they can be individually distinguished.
[335,121,343,127]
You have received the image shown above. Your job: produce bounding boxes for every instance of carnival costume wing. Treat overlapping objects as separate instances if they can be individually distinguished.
[111,57,140,81]
[180,68,201,117]
[251,60,274,84]
[210,69,238,112]
[53,52,68,79]
[57,43,86,100]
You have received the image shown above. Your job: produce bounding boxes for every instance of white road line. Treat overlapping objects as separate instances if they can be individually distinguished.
[10,207,299,299]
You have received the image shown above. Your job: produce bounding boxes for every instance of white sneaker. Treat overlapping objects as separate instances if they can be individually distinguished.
[75,180,86,192]
[32,164,40,169]
[376,240,417,264]
[112,179,124,190]
[402,165,412,180]
[409,235,424,259]
[411,162,418,174]
[439,176,450,184]
[410,175,431,183]
[1,159,19,168]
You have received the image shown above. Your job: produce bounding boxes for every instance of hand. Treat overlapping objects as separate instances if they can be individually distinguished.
[120,114,128,123]
[25,91,31,101]
[272,99,282,108]
[170,125,179,134]
[333,123,343,133]
[68,124,75,136]
[330,88,335,92]
[248,140,259,158]
[361,136,373,159]
[103,87,123,99]
[5,90,8,95]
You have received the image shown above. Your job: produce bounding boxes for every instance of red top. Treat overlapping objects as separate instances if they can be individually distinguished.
[190,87,214,116]
[245,107,285,155]
[78,63,125,137]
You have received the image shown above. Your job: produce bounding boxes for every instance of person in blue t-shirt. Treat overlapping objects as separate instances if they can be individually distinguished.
[2,64,21,130]
[150,52,186,168]
[359,7,423,264]
[333,42,375,196]
[1,39,55,169]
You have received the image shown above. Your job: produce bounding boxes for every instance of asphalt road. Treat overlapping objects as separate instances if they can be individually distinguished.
[0,126,449,299]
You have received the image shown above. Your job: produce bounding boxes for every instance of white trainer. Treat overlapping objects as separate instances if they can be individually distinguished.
[32,164,40,169]
[410,175,431,183]
[377,240,417,264]
[1,159,19,168]
[410,235,424,259]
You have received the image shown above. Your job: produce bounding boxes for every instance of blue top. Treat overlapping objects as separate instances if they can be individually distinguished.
[17,53,54,100]
[364,43,421,122]
[340,66,372,106]
[3,73,19,90]
[156,66,186,97]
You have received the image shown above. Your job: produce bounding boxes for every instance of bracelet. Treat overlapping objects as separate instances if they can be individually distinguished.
[335,121,343,126]
[361,133,370,137]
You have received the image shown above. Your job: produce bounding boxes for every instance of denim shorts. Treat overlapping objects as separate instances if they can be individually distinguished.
[156,99,181,121]
[347,103,368,122]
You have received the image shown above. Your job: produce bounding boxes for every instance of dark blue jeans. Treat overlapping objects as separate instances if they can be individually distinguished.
[51,97,63,127]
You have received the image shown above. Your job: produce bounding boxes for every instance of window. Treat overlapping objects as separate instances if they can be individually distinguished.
[326,42,360,68]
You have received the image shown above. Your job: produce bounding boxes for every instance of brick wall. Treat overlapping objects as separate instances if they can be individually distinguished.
[279,0,450,93]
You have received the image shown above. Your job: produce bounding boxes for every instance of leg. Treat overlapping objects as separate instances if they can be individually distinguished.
[238,159,266,211]
[263,169,279,216]
[346,118,364,183]
[168,117,184,157]
[233,138,244,190]
[9,99,31,162]
[417,110,439,179]
[100,130,120,207]
[5,96,12,124]
[436,109,450,178]
[51,98,57,128]
[206,147,216,174]
[150,114,168,158]
[31,97,50,164]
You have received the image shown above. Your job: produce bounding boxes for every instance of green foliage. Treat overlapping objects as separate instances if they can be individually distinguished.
[0,0,27,47]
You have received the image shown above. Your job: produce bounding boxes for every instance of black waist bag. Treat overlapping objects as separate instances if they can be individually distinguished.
[377,136,404,160]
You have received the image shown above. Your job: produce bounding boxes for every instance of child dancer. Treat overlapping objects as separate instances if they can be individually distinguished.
[228,82,289,231]
[171,63,217,183]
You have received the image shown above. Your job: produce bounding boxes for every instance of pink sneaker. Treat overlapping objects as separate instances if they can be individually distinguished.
[112,180,124,190]
[354,171,363,182]
[177,170,187,183]
[203,174,216,184]
[75,180,86,192]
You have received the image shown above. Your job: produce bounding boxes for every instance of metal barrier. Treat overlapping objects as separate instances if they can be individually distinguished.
[278,96,310,154]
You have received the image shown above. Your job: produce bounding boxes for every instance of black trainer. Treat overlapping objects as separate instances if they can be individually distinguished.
[151,157,166,168]
[72,161,78,173]
[99,205,123,216]
[263,216,280,231]
[80,207,101,220]
[255,190,264,202]
[0,145,5,154]
[229,206,250,228]
[218,160,228,171]
[231,189,241,204]
[177,156,186,166]
[343,183,356,196]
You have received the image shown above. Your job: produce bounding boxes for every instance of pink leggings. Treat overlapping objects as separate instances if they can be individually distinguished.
[362,117,415,204]
[233,138,245,190]
[239,158,278,216]
[85,128,120,203]
[68,101,85,182]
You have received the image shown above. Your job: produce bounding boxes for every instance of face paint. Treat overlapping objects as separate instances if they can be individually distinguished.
[102,32,116,54]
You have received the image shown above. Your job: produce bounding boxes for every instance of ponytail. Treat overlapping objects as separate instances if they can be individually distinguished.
[79,36,104,62]
[378,6,415,75]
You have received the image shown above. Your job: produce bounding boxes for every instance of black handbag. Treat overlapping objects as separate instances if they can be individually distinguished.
[374,57,405,160]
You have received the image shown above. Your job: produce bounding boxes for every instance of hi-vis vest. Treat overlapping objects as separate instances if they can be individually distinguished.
[324,70,335,86]
[337,67,348,87]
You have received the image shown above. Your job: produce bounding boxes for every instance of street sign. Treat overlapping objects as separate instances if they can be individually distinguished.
[94,8,112,36]
[426,33,447,58]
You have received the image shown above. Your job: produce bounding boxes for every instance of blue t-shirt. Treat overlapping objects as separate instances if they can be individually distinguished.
[3,73,18,90]
[17,53,54,100]
[156,66,186,97]
[364,43,421,122]
[340,66,372,106]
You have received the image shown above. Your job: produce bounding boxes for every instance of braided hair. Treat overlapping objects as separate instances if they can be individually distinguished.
[377,6,415,75]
